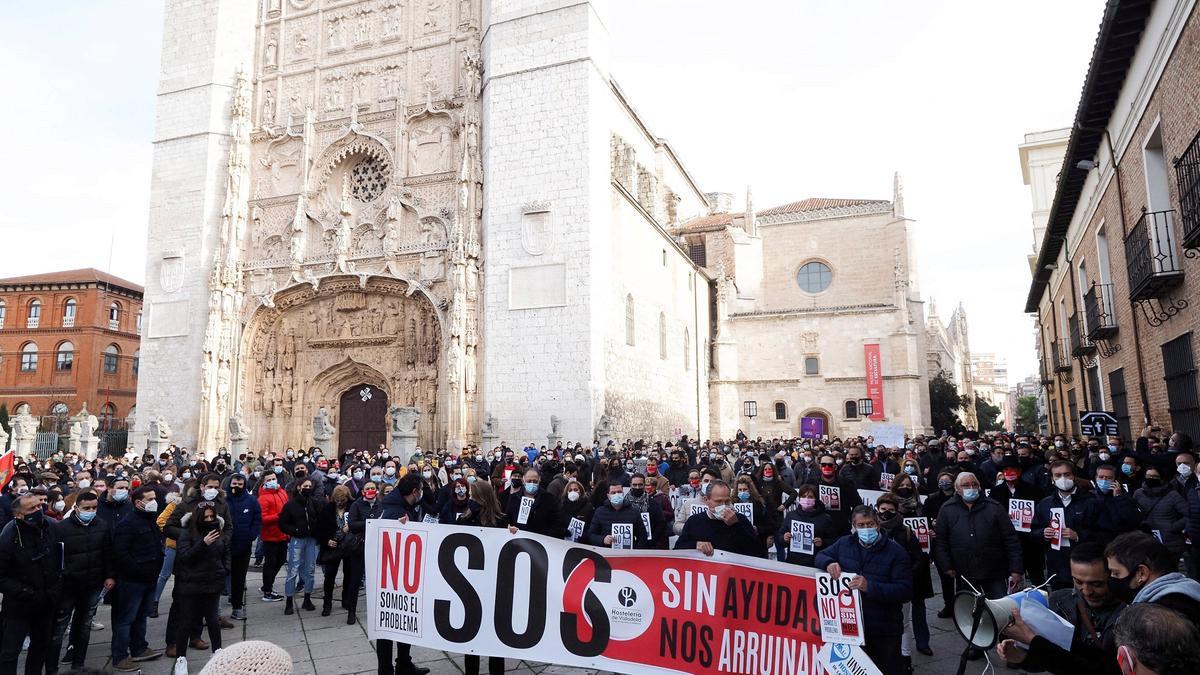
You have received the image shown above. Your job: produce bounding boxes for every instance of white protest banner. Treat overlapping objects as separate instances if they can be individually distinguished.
[366,521,844,674]
[567,517,585,543]
[791,521,815,556]
[867,423,905,449]
[903,517,930,555]
[819,485,841,510]
[517,496,534,526]
[816,572,866,646]
[1009,499,1034,533]
[818,643,884,675]
[1049,507,1065,550]
[733,502,754,525]
[612,523,633,550]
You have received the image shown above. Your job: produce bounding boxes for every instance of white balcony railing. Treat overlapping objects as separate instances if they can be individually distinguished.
[109,319,119,331]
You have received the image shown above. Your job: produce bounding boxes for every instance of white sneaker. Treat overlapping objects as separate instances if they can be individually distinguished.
[90,620,104,631]
[173,655,189,675]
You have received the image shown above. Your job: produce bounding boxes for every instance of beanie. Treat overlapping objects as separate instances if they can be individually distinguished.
[198,640,293,675]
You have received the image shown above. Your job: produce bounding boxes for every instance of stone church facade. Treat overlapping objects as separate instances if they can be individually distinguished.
[137,0,927,454]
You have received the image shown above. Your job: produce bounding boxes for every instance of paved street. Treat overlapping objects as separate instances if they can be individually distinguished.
[33,565,1031,674]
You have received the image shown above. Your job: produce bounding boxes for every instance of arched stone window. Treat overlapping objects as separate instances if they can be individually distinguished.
[774,401,788,421]
[62,299,77,327]
[844,400,859,419]
[56,341,74,371]
[20,342,38,372]
[108,303,120,330]
[625,294,635,346]
[104,344,120,374]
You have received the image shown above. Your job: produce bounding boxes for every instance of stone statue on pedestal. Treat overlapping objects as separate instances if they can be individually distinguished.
[390,406,421,464]
[229,413,250,456]
[312,407,336,454]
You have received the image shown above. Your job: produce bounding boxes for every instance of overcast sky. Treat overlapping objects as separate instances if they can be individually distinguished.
[0,0,1107,382]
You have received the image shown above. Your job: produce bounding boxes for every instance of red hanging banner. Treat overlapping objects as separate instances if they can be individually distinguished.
[863,344,884,421]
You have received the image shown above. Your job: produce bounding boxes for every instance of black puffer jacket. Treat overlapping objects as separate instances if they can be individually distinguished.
[504,490,560,537]
[0,518,63,616]
[173,513,231,596]
[54,513,113,589]
[932,495,1022,580]
[278,493,321,539]
[112,509,164,583]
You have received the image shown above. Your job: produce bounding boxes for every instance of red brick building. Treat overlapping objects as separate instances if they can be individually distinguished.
[0,269,143,432]
[1027,0,1200,440]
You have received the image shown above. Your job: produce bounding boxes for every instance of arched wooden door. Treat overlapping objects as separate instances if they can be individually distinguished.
[338,383,388,454]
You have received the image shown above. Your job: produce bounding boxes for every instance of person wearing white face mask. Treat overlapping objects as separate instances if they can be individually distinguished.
[585,484,649,549]
[109,487,165,671]
[1033,460,1106,591]
[554,478,593,539]
[675,480,762,557]
[1174,452,1197,495]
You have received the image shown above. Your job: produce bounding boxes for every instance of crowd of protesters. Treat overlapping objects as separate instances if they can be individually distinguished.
[1,424,1200,674]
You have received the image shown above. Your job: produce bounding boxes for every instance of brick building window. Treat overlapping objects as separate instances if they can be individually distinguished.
[108,303,120,331]
[625,294,635,346]
[100,403,117,429]
[133,350,140,377]
[27,300,41,328]
[56,341,74,371]
[1108,369,1131,441]
[1162,332,1200,440]
[62,299,76,328]
[0,300,5,328]
[688,242,707,267]
[104,345,119,374]
[19,342,37,372]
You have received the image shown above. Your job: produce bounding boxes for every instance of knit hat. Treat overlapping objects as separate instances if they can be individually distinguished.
[199,640,293,675]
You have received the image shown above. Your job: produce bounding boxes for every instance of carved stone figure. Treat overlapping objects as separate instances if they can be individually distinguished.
[424,0,443,32]
[313,406,336,440]
[151,416,172,440]
[481,412,496,435]
[464,344,477,396]
[390,406,420,433]
[265,33,278,69]
[550,415,562,435]
[262,90,275,126]
[229,413,249,441]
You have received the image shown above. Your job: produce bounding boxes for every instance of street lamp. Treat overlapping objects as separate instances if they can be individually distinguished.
[858,398,874,418]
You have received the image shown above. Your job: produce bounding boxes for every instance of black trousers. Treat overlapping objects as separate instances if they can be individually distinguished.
[48,584,102,671]
[174,593,222,658]
[230,548,252,610]
[0,608,55,675]
[863,633,903,675]
[376,639,416,675]
[164,586,202,646]
[261,540,287,594]
[464,654,506,675]
[322,554,364,610]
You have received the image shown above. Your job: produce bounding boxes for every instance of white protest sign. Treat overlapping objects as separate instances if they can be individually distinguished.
[640,512,652,539]
[816,572,866,646]
[868,423,905,449]
[791,520,815,556]
[820,485,841,510]
[903,517,930,555]
[567,517,584,543]
[611,522,633,549]
[1049,507,1066,550]
[733,502,754,524]
[1009,499,1034,533]
[517,496,534,525]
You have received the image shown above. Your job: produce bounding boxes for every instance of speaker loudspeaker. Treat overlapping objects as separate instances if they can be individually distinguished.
[952,588,1048,649]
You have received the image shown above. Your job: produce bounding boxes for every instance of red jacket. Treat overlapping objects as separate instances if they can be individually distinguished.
[258,486,290,543]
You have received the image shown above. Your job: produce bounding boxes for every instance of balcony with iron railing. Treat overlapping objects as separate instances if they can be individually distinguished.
[1070,315,1095,357]
[1175,129,1200,250]
[1125,209,1184,300]
[1051,340,1072,372]
[1083,282,1118,340]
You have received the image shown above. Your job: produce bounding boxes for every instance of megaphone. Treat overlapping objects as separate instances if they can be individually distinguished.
[952,587,1048,649]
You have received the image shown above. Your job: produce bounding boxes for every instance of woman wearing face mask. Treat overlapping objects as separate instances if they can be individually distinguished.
[896,459,926,495]
[456,480,508,675]
[779,484,836,568]
[171,502,230,674]
[816,506,913,675]
[277,478,321,615]
[1133,468,1189,558]
[755,463,797,516]
[876,494,934,666]
[315,485,360,622]
[732,476,771,557]
[439,478,479,525]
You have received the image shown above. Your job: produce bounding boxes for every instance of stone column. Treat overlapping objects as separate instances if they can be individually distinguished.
[0,424,9,453]
[126,414,144,453]
[9,412,38,456]
[390,406,421,465]
[148,417,173,457]
[228,415,250,457]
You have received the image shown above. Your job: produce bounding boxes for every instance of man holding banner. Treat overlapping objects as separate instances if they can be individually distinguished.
[377,474,432,675]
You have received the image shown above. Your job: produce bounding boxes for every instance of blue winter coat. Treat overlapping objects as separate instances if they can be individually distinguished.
[815,532,912,636]
[226,490,263,555]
